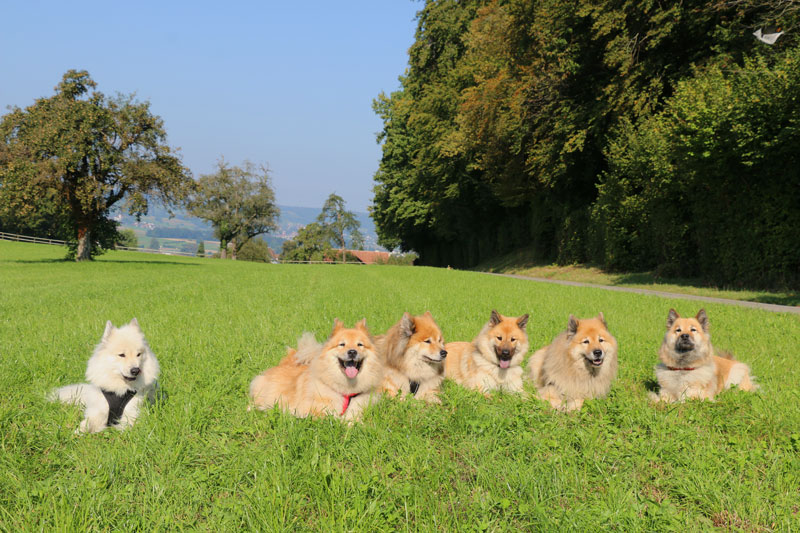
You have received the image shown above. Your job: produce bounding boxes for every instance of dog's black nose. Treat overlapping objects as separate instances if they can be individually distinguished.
[440,349,447,358]
[680,333,690,341]
[592,349,603,358]
[130,367,141,376]
[346,349,358,358]
[501,349,510,356]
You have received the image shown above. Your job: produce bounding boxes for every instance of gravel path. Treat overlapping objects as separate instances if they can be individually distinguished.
[490,273,800,315]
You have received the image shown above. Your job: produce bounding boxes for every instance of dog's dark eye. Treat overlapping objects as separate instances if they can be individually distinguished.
[690,328,696,332]
[357,342,363,347]
[339,342,346,347]
[675,328,682,333]
[582,340,589,345]
[496,336,502,341]
[510,337,516,342]
[136,353,141,357]
[425,339,431,344]
[599,338,604,343]
[118,353,125,358]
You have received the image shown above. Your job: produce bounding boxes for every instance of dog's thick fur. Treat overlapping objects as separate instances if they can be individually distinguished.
[444,310,529,394]
[249,319,384,422]
[527,313,618,411]
[49,319,160,433]
[652,309,757,403]
[376,311,447,403]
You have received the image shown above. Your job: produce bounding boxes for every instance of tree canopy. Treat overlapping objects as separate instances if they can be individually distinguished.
[317,193,364,262]
[372,0,800,288]
[189,159,279,260]
[0,70,193,260]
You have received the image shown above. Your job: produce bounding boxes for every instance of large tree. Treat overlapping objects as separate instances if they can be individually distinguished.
[189,159,279,259]
[280,222,332,262]
[0,70,193,260]
[317,193,364,263]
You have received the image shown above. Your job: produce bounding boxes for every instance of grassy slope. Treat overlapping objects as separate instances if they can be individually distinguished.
[475,248,800,307]
[1,240,798,531]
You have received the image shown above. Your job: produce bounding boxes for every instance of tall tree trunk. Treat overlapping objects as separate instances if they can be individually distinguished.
[230,237,237,260]
[76,224,92,261]
[220,238,228,259]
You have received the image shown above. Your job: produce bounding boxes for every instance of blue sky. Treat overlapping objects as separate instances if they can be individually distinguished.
[0,1,421,212]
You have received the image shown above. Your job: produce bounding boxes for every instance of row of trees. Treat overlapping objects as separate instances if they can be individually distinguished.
[280,193,364,262]
[0,70,281,261]
[373,0,800,287]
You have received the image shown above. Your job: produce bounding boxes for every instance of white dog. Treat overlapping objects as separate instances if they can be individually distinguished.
[49,319,160,433]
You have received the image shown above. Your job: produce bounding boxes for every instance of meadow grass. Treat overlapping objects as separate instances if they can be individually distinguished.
[475,248,800,307]
[1,240,798,531]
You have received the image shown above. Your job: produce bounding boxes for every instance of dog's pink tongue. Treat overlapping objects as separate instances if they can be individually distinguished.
[345,366,359,379]
[499,360,510,369]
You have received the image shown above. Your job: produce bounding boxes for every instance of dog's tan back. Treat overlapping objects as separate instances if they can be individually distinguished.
[653,309,757,403]
[444,310,529,394]
[249,320,384,421]
[377,311,447,402]
[527,314,618,411]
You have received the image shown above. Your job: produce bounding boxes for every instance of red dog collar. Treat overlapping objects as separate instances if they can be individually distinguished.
[666,366,696,371]
[341,393,360,415]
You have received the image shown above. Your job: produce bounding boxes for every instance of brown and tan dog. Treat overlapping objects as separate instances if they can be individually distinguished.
[651,309,758,403]
[526,313,618,411]
[376,311,447,403]
[444,310,529,395]
[249,319,384,421]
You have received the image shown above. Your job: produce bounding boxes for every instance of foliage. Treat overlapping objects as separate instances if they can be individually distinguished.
[2,240,799,530]
[280,222,332,262]
[598,47,800,288]
[189,159,279,260]
[197,240,205,257]
[115,228,138,249]
[238,236,273,263]
[149,237,160,250]
[0,70,193,260]
[373,0,800,288]
[317,193,364,261]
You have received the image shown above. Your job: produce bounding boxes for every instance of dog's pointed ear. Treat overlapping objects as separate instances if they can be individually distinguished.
[666,309,679,329]
[489,310,502,327]
[355,318,369,333]
[129,317,141,330]
[400,312,415,338]
[423,310,433,319]
[598,312,607,328]
[102,320,114,342]
[567,315,578,337]
[331,319,345,335]
[696,309,709,332]
[517,314,530,330]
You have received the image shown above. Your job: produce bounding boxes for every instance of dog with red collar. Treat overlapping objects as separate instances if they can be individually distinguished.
[651,309,758,403]
[249,319,384,422]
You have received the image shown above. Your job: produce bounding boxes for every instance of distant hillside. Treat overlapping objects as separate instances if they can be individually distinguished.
[113,204,382,251]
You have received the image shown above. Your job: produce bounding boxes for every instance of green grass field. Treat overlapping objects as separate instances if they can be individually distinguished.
[1,240,798,531]
[476,248,800,307]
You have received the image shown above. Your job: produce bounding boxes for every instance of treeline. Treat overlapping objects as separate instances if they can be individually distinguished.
[372,0,800,288]
[147,227,215,241]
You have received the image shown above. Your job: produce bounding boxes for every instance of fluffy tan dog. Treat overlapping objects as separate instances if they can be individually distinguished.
[651,309,757,403]
[376,311,447,403]
[249,319,384,422]
[527,313,618,411]
[444,310,529,394]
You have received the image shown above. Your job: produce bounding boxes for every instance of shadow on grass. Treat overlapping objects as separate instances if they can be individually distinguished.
[9,258,200,266]
[643,378,660,393]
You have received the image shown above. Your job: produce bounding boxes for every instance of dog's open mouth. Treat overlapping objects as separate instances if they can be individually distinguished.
[338,358,363,379]
[586,357,603,367]
[422,355,443,364]
[497,358,512,369]
[123,375,138,381]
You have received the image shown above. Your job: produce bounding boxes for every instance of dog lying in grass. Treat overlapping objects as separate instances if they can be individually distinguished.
[249,319,383,422]
[651,309,758,403]
[49,319,160,433]
[444,310,529,395]
[376,311,447,403]
[527,313,618,411]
